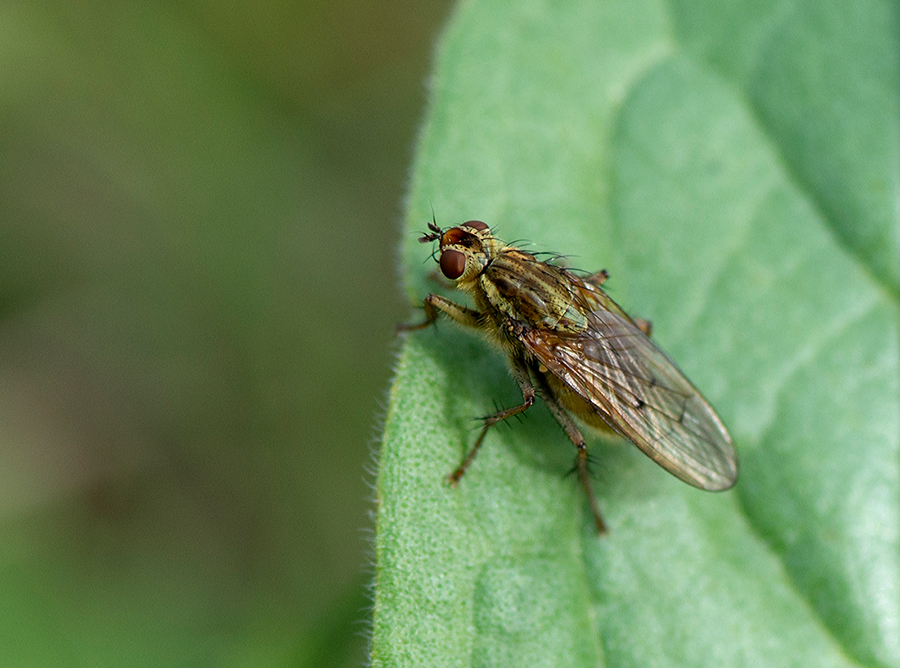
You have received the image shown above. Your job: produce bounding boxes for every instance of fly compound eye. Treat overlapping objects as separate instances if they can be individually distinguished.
[439,249,466,279]
[464,220,488,231]
[440,227,466,245]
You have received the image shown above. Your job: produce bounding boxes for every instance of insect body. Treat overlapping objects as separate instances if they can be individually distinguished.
[400,220,737,533]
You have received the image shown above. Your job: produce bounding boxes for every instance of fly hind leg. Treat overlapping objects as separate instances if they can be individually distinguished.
[534,374,607,534]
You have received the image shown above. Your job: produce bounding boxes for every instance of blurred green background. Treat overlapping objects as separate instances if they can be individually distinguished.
[0,2,451,666]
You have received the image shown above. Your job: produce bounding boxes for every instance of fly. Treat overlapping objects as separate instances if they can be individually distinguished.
[399,220,737,533]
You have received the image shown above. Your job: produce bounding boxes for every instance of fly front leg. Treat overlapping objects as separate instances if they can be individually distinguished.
[397,294,483,332]
[449,356,535,486]
[534,373,608,534]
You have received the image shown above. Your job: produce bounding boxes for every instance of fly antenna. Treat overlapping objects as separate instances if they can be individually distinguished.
[417,206,442,243]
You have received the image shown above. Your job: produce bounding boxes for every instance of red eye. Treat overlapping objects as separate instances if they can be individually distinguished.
[439,249,466,279]
[464,220,488,231]
[441,227,466,245]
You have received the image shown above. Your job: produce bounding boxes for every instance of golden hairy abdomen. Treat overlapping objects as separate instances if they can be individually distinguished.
[544,371,618,436]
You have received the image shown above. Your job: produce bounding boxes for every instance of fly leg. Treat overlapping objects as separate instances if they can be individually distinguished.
[634,319,652,336]
[398,294,519,483]
[449,357,535,486]
[585,269,609,286]
[584,271,651,336]
[534,374,608,534]
[397,294,482,332]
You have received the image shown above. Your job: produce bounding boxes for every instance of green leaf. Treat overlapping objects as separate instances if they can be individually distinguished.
[373,0,900,666]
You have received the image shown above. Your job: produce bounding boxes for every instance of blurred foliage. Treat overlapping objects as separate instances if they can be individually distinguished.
[0,1,449,666]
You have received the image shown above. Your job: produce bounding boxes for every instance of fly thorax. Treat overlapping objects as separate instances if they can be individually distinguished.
[482,256,588,333]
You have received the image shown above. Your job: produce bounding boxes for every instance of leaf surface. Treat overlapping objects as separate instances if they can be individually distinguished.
[373,1,900,666]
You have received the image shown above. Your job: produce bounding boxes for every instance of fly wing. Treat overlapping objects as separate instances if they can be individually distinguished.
[522,281,737,490]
